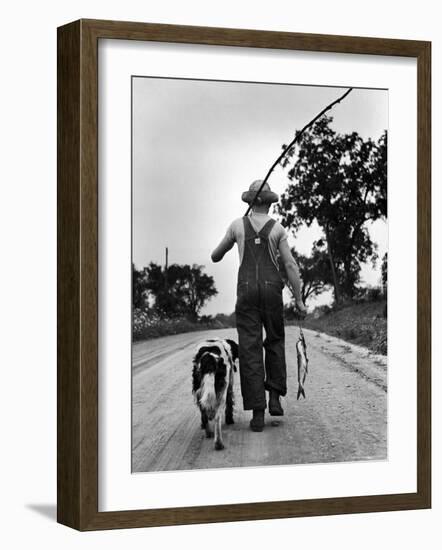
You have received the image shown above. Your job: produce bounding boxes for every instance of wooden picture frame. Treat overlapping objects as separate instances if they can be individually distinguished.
[57,19,431,530]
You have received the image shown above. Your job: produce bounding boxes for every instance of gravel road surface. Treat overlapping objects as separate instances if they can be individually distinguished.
[132,327,387,472]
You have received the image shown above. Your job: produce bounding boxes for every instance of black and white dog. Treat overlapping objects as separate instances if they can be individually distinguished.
[192,338,239,450]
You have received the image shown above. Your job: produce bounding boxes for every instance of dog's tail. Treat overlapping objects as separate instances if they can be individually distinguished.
[199,373,217,419]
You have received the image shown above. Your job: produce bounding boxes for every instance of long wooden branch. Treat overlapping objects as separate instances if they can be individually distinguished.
[244,87,353,216]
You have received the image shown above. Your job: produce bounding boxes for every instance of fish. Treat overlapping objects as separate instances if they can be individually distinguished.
[296,328,309,399]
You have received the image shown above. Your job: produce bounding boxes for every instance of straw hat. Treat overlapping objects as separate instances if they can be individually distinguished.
[241,180,279,205]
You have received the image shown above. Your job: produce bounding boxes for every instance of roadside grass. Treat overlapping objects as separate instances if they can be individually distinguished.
[133,311,235,341]
[297,300,387,355]
[133,300,387,355]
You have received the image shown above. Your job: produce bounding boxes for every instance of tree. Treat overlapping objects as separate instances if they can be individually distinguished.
[381,252,388,293]
[278,246,331,304]
[276,116,387,301]
[144,262,218,320]
[132,264,149,309]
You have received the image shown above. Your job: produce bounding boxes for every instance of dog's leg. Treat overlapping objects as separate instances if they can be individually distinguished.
[205,419,214,439]
[200,409,208,430]
[225,383,234,425]
[214,416,224,450]
[214,407,225,450]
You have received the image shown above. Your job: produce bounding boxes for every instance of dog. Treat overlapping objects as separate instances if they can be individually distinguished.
[192,338,239,450]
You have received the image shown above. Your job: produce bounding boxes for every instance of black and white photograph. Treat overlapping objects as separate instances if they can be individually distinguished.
[131,76,388,473]
[1,0,437,541]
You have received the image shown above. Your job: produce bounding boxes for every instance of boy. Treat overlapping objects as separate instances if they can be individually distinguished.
[211,180,306,431]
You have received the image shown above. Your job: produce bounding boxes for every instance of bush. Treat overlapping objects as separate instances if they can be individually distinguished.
[133,308,195,340]
[366,286,383,302]
[354,285,384,304]
[303,300,387,355]
[132,307,236,341]
[311,304,333,319]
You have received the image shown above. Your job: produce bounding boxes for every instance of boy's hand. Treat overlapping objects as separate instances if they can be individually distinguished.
[295,300,307,319]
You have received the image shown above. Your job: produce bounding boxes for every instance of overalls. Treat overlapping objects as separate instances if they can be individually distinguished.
[235,216,287,410]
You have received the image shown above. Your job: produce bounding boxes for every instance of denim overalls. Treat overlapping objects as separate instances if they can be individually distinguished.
[235,216,287,410]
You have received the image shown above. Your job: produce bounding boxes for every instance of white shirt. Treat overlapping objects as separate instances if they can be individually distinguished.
[224,212,288,267]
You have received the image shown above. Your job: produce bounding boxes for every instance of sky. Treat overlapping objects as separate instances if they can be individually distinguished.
[132,77,388,315]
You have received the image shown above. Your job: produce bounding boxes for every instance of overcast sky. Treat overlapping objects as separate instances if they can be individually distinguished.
[132,77,388,314]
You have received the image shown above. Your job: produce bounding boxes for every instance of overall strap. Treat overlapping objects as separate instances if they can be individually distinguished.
[258,219,276,239]
[243,216,258,240]
[243,216,276,240]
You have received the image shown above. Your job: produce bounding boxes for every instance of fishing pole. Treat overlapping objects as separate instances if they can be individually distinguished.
[245,89,355,404]
[247,87,353,328]
[244,87,353,216]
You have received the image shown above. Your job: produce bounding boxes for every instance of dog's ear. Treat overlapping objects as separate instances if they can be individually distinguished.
[193,347,206,365]
[225,339,239,361]
[225,339,239,372]
[214,356,227,394]
[192,351,204,394]
[192,360,201,394]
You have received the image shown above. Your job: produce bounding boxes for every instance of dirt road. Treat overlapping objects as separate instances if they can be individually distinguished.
[132,327,387,472]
